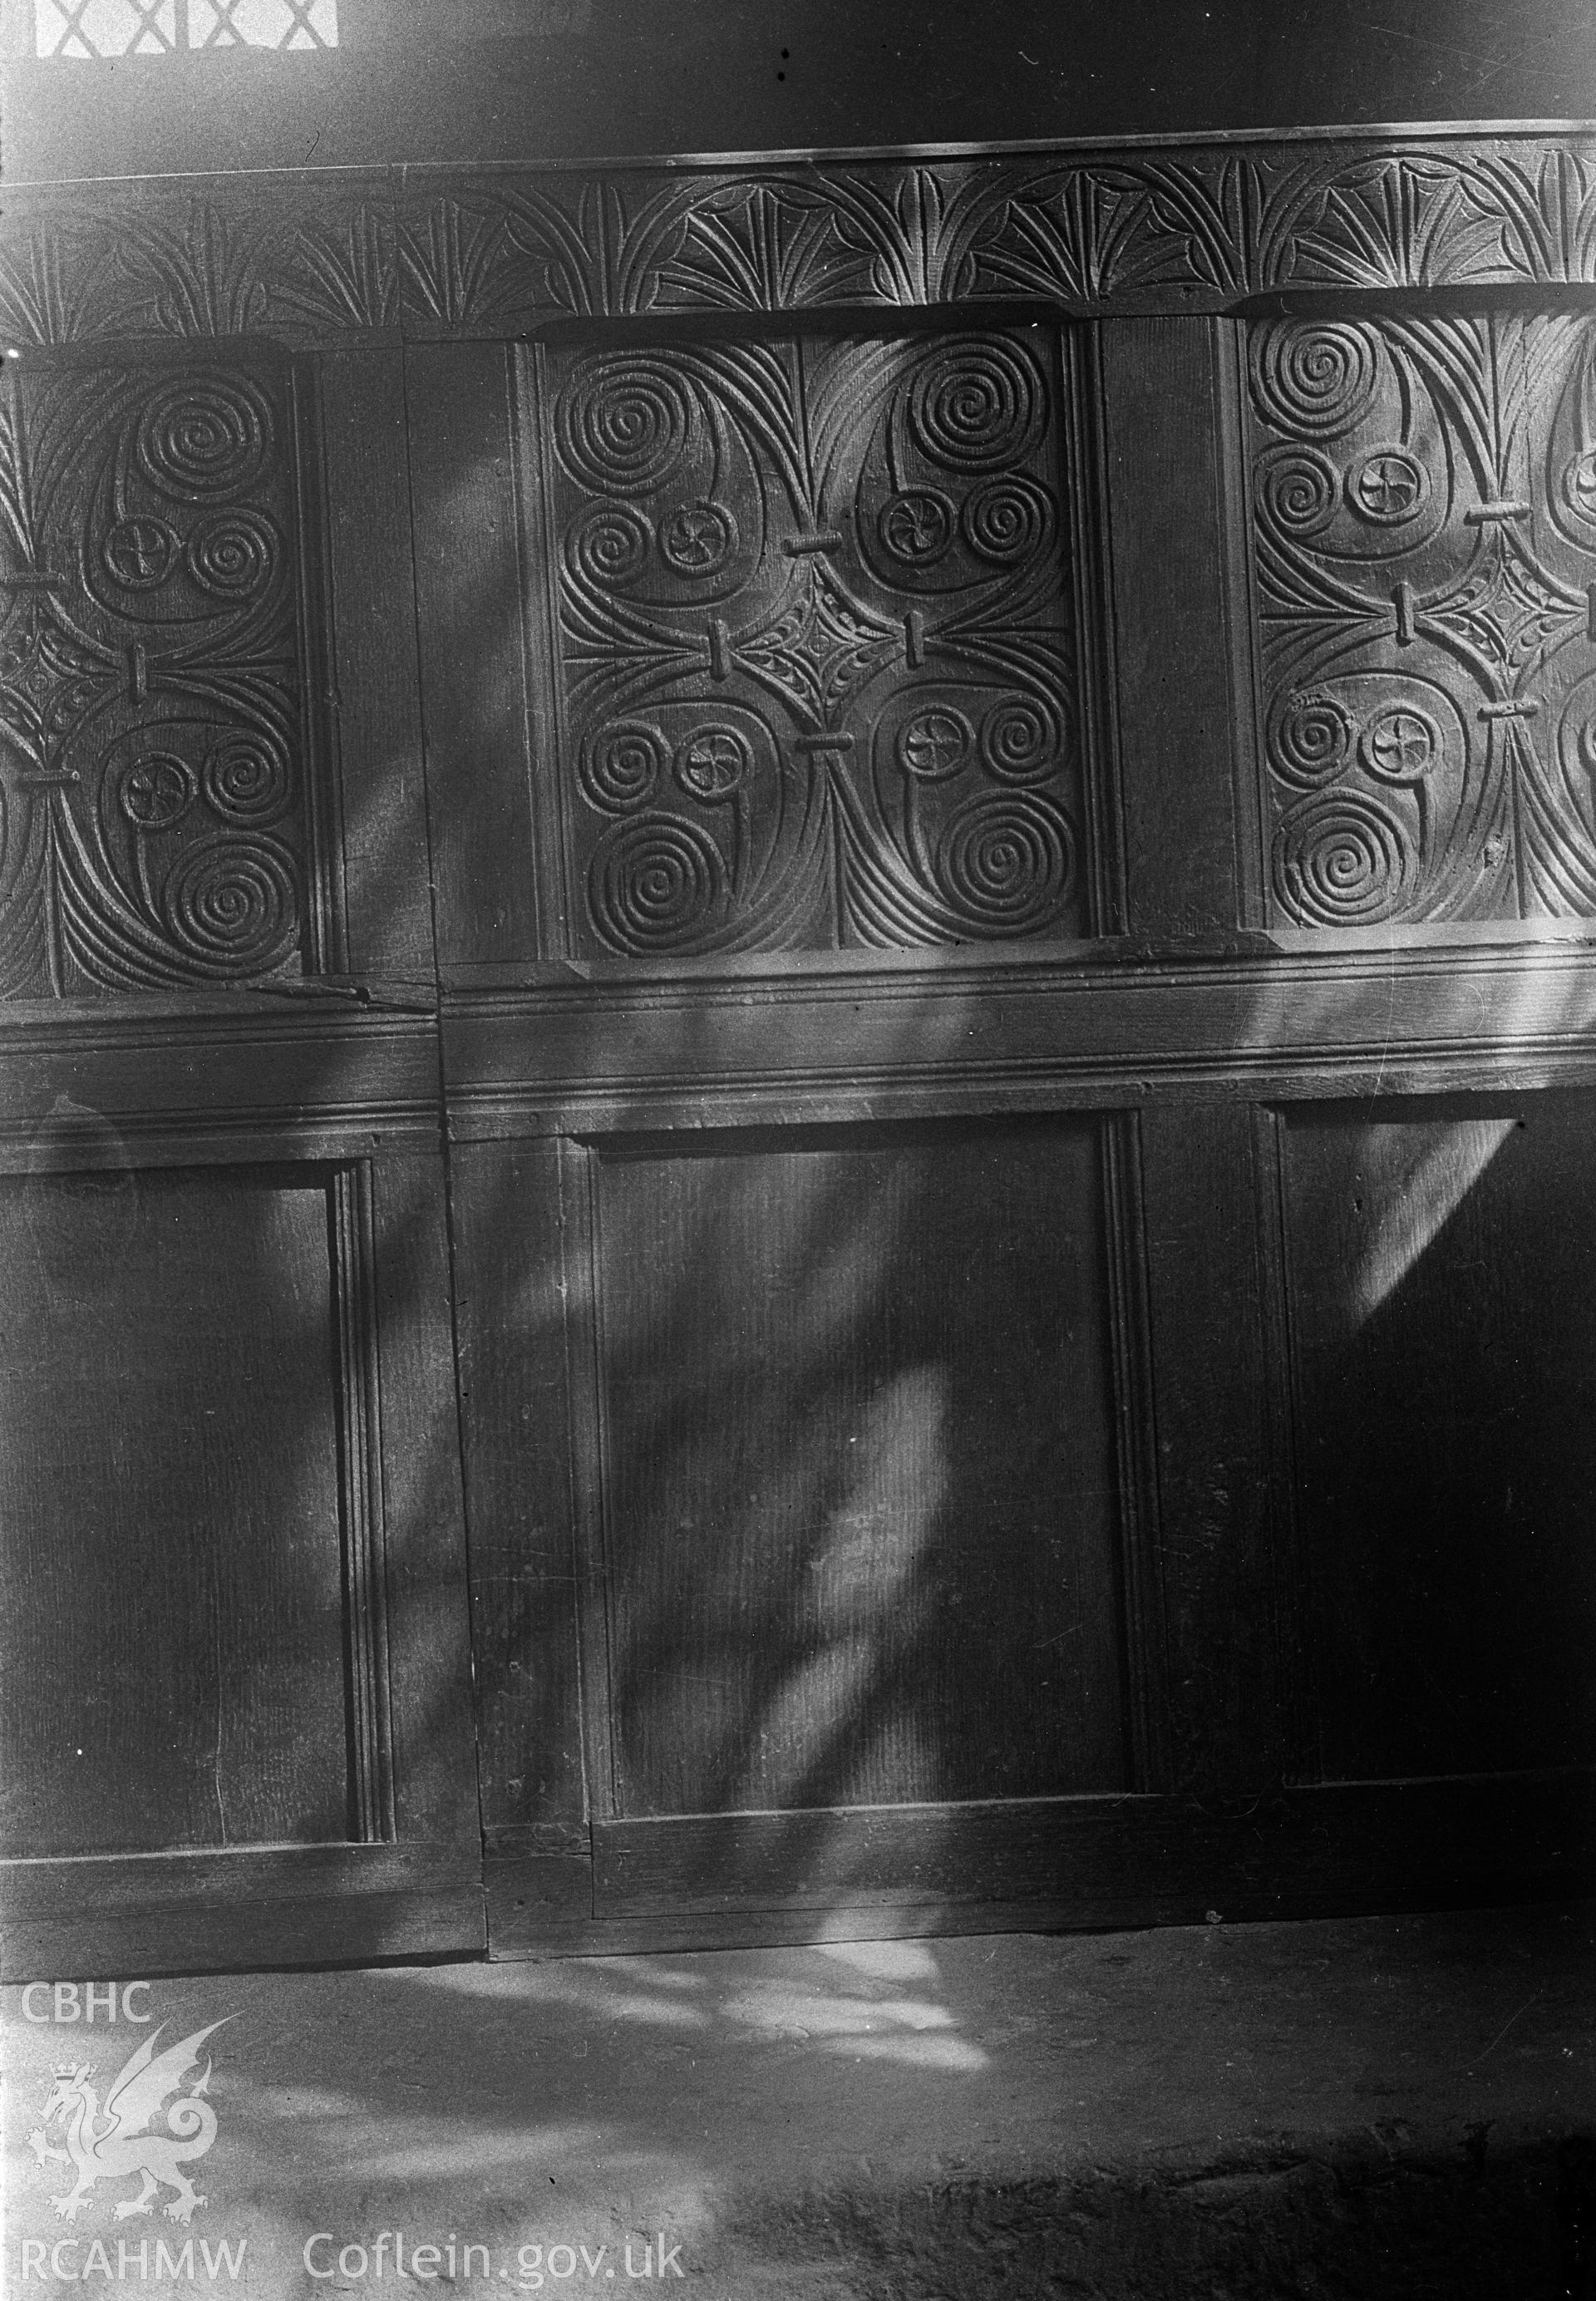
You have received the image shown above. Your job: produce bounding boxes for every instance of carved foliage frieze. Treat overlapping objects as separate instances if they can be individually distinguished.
[541,329,1085,954]
[1247,312,1596,925]
[0,186,399,347]
[0,358,312,994]
[11,141,1596,346]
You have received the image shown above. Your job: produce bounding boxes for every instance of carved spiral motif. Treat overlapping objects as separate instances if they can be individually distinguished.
[1272,792,1416,926]
[202,730,294,826]
[909,342,1042,473]
[1579,714,1596,776]
[1252,322,1379,440]
[1257,451,1340,538]
[962,475,1052,563]
[163,836,298,972]
[187,510,278,599]
[580,722,666,815]
[569,504,653,588]
[935,791,1073,933]
[136,375,273,500]
[1269,692,1355,791]
[980,693,1062,783]
[589,815,725,952]
[558,358,693,494]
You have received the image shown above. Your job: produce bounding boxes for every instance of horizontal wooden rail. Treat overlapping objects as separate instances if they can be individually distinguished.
[440,929,1596,1136]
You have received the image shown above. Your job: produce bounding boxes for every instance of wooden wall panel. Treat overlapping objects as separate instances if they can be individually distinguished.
[589,1117,1131,1817]
[365,1152,480,1845]
[450,1138,589,1850]
[0,351,320,994]
[1280,1093,1596,1781]
[0,1164,348,1858]
[11,135,1596,1965]
[529,327,1097,957]
[1139,1103,1293,1797]
[1244,313,1596,929]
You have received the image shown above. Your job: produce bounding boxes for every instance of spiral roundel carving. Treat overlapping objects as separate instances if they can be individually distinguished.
[569,503,653,589]
[935,791,1074,934]
[162,835,299,973]
[120,753,195,832]
[589,815,727,952]
[896,707,973,781]
[1358,702,1441,786]
[961,474,1052,564]
[878,490,954,566]
[1563,447,1596,525]
[556,357,694,494]
[187,510,278,599]
[1257,450,1341,539]
[103,515,180,590]
[580,722,667,815]
[909,341,1043,473]
[674,724,751,803]
[1252,321,1380,440]
[658,500,736,577]
[135,374,273,501]
[202,729,294,826]
[979,692,1062,783]
[1272,791,1416,926]
[1269,691,1355,791]
[1347,446,1428,525]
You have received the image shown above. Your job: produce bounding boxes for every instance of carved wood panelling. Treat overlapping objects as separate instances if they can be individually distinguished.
[12,140,1596,346]
[1247,313,1596,925]
[538,329,1087,954]
[0,357,315,994]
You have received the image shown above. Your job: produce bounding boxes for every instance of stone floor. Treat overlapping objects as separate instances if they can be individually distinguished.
[4,1901,1594,2299]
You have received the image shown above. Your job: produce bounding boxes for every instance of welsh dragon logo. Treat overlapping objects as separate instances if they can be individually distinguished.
[27,2020,230,2225]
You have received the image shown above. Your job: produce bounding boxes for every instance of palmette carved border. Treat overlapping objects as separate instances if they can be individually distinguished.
[14,135,1596,344]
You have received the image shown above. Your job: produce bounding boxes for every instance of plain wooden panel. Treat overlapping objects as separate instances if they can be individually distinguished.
[448,1139,589,1838]
[0,1165,348,1858]
[592,1116,1130,1818]
[1281,1095,1596,1781]
[317,348,436,980]
[1139,1102,1290,1795]
[1101,315,1244,935]
[369,1154,480,1845]
[407,338,539,968]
